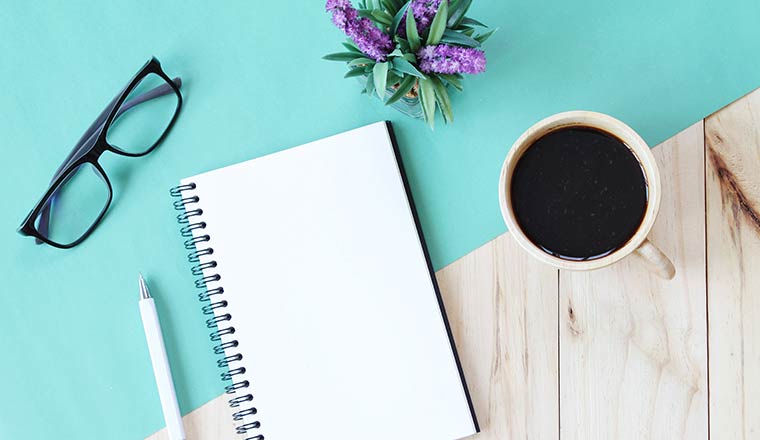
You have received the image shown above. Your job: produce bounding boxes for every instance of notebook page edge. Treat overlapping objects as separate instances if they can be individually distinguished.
[381,121,479,435]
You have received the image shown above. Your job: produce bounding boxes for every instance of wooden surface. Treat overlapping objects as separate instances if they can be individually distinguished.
[148,89,760,440]
[559,121,708,439]
[705,90,760,439]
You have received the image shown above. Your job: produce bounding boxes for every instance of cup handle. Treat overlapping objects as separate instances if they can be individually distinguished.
[633,239,676,280]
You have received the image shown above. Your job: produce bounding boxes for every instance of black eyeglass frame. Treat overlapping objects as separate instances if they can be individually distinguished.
[17,57,183,249]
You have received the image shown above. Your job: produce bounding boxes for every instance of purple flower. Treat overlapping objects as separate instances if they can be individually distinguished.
[327,0,354,28]
[399,0,443,37]
[417,44,487,74]
[326,0,393,62]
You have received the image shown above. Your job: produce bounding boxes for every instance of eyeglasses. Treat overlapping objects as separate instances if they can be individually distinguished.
[18,57,183,249]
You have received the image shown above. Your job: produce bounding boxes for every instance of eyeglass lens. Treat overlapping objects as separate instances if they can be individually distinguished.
[106,72,179,155]
[33,162,110,246]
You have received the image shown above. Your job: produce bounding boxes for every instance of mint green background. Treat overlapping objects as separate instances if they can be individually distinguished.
[1,0,759,438]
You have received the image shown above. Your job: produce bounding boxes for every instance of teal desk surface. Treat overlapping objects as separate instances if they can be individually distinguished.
[1,1,759,438]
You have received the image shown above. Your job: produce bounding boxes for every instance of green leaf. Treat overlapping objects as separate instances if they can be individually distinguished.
[396,37,410,52]
[386,75,417,105]
[431,76,453,123]
[342,41,362,54]
[381,0,399,16]
[373,62,389,99]
[462,27,476,37]
[391,1,410,35]
[323,52,363,62]
[349,57,376,67]
[372,9,394,26]
[357,8,374,19]
[405,7,421,51]
[447,0,472,27]
[402,52,417,63]
[388,48,404,58]
[419,78,437,129]
[440,29,480,47]
[365,71,376,96]
[438,73,463,91]
[344,67,367,78]
[474,27,498,43]
[460,17,486,27]
[391,57,426,78]
[426,0,448,45]
[386,71,401,87]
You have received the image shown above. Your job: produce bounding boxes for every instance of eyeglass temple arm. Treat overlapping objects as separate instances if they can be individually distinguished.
[35,77,182,243]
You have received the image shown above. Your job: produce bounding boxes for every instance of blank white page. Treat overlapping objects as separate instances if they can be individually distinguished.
[182,122,478,439]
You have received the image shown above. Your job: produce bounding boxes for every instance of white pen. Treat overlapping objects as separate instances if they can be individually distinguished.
[139,274,186,440]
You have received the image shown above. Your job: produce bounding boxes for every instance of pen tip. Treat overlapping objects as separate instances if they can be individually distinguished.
[139,273,151,300]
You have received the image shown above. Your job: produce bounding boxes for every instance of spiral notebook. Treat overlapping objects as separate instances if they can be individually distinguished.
[170,121,478,440]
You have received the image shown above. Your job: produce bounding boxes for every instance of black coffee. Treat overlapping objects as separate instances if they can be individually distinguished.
[510,126,647,260]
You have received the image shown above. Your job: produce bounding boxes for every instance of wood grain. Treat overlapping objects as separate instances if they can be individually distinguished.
[705,88,760,439]
[436,233,559,440]
[145,394,238,440]
[559,122,708,439]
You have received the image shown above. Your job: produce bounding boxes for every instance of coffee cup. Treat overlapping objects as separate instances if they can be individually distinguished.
[498,111,675,279]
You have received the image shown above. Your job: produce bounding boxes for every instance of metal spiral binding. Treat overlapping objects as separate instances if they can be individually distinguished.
[170,183,263,440]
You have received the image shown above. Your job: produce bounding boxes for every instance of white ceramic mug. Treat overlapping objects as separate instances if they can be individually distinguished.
[498,111,675,279]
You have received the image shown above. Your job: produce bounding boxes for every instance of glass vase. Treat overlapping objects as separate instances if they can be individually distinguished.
[358,77,423,120]
[385,88,423,119]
